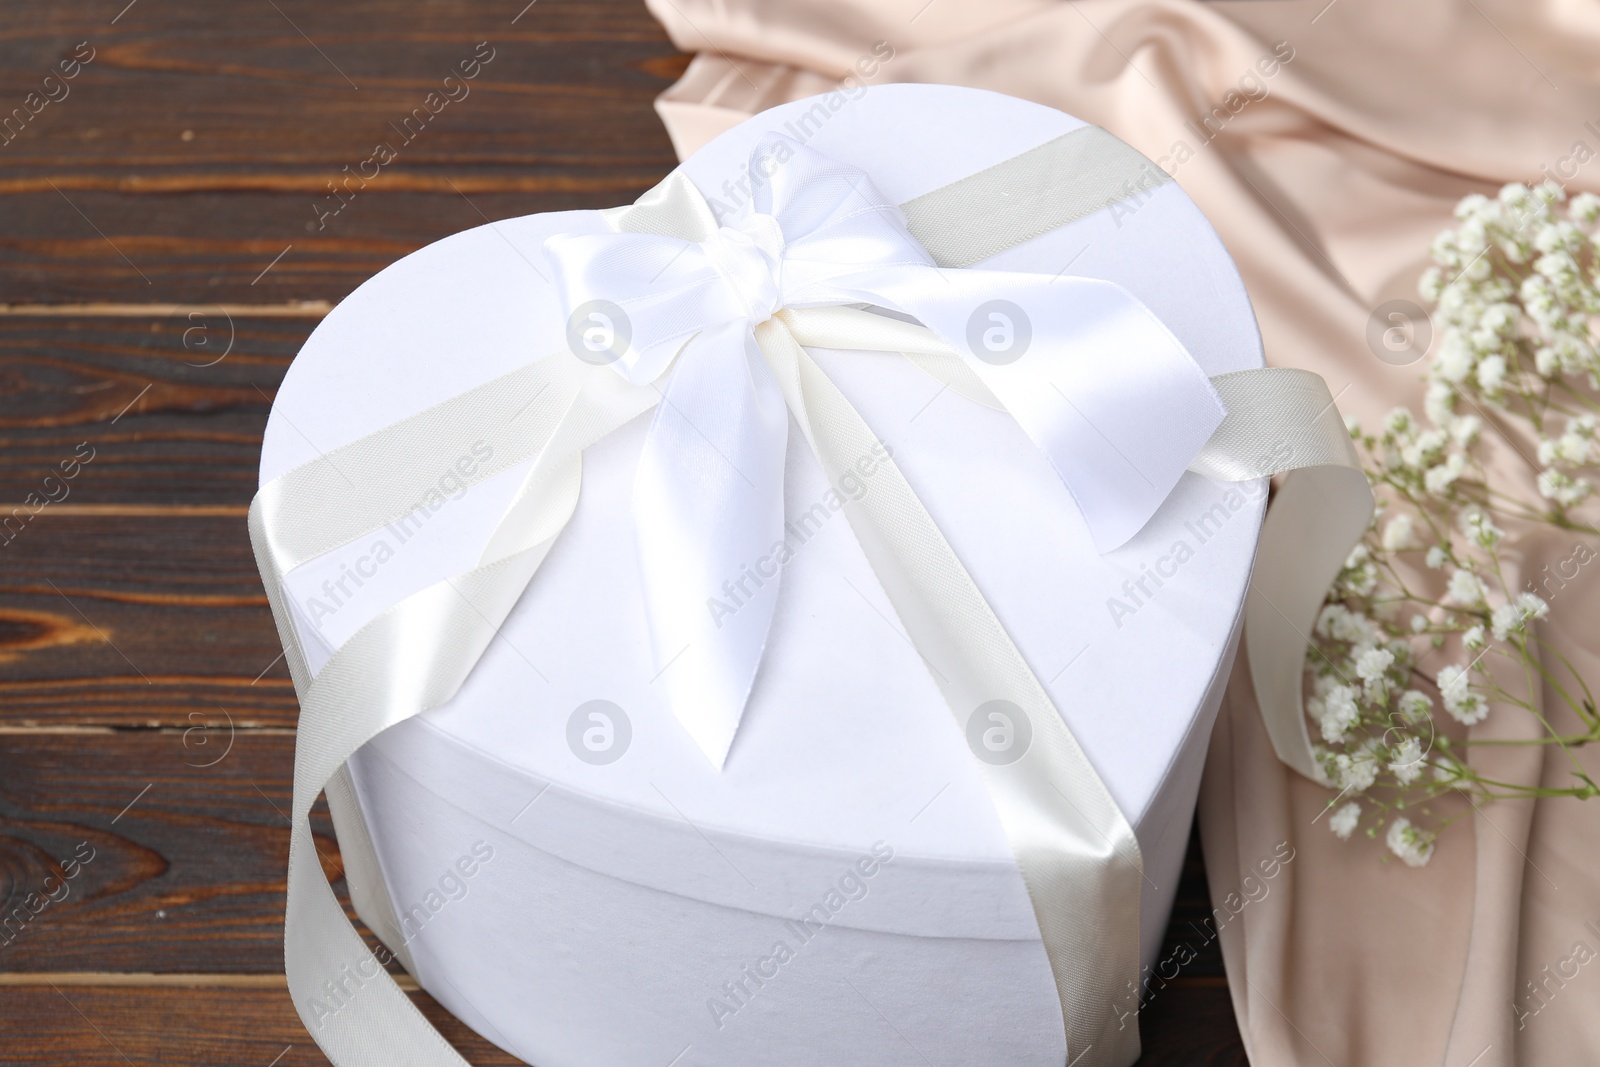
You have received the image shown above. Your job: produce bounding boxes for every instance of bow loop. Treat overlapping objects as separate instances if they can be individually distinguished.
[747,133,936,297]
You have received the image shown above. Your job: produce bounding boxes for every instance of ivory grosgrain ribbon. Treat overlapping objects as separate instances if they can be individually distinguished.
[250,124,1371,1067]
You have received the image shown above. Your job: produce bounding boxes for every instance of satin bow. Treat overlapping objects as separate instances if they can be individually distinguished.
[543,135,1227,767]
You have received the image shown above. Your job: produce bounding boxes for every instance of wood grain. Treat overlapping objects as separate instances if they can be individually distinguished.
[0,503,292,726]
[0,985,524,1066]
[0,612,281,710]
[0,512,291,725]
[0,731,340,973]
[0,0,683,306]
[1156,822,1228,981]
[0,314,300,506]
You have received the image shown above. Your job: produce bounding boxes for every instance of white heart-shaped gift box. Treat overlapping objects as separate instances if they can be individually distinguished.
[261,84,1265,1066]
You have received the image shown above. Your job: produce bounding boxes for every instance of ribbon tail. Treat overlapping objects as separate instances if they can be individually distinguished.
[634,323,790,767]
[760,312,1144,1066]
[250,363,601,1067]
[1197,368,1374,782]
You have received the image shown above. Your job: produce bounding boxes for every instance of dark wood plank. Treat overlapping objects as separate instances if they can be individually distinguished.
[0,315,298,505]
[0,1,684,169]
[0,730,346,973]
[0,511,291,725]
[0,0,686,305]
[0,507,293,726]
[0,189,614,305]
[1155,820,1228,980]
[1136,982,1248,1066]
[1131,823,1246,1062]
[0,676,296,730]
[0,984,523,1066]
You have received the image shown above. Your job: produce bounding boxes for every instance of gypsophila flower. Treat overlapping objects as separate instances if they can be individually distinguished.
[1425,382,1457,426]
[1538,468,1593,507]
[1476,354,1508,395]
[1447,568,1488,606]
[1481,302,1518,335]
[1455,192,1491,221]
[1388,736,1424,785]
[1316,684,1361,744]
[1333,608,1378,645]
[1534,180,1567,204]
[1489,593,1549,641]
[1435,332,1475,384]
[1539,415,1598,467]
[1314,604,1338,638]
[1425,453,1469,495]
[1386,817,1435,867]
[1540,432,1592,467]
[1460,508,1503,549]
[1355,646,1395,683]
[1499,181,1534,209]
[1332,750,1379,792]
[1449,414,1482,447]
[1463,625,1486,651]
[1490,603,1522,641]
[1329,802,1362,841]
[1534,220,1585,256]
[1437,664,1489,725]
[1536,250,1582,290]
[1570,192,1600,224]
[1419,267,1444,302]
[1397,689,1432,722]
[1336,544,1379,597]
[1548,332,1594,373]
[1515,592,1550,621]
[1382,513,1419,551]
[1425,545,1449,569]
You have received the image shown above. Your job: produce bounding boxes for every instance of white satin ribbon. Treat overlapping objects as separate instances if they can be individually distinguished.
[544,134,1226,766]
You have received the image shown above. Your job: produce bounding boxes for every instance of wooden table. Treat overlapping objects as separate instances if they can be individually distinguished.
[0,2,1247,1062]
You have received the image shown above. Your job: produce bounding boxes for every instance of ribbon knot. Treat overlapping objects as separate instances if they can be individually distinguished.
[542,134,1228,767]
[701,212,785,322]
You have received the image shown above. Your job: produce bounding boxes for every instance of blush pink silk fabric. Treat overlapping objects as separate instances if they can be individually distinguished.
[636,1,1600,1064]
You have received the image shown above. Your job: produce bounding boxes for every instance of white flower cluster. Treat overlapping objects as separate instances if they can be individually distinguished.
[1304,183,1598,869]
[1371,406,1480,505]
[1385,817,1436,868]
[1308,592,1432,803]
[1307,488,1556,863]
[1419,183,1600,512]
